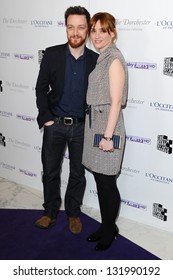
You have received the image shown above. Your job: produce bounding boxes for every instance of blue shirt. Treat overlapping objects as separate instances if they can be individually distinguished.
[53,47,86,118]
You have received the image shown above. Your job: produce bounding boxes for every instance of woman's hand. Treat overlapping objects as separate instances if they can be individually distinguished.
[99,138,114,152]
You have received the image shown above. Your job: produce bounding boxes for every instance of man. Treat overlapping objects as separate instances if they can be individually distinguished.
[35,6,98,234]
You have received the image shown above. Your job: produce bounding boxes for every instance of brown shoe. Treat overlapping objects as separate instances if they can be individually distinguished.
[69,217,82,234]
[35,215,56,229]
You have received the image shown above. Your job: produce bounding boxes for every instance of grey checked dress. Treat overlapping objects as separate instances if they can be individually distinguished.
[82,45,128,175]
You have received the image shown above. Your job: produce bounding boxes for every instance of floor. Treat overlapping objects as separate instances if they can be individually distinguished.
[0,176,173,260]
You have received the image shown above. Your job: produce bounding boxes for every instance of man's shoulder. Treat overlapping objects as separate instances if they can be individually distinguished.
[85,47,99,59]
[46,43,67,53]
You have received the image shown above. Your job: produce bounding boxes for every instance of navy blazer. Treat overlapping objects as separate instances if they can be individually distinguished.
[35,43,98,129]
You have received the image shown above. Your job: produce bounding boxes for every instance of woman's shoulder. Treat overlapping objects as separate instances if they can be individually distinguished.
[110,46,125,59]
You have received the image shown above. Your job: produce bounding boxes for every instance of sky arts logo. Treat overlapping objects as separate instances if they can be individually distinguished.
[126,135,151,144]
[145,172,173,185]
[157,20,173,29]
[16,114,35,122]
[31,20,53,27]
[127,62,157,70]
[57,20,65,27]
[19,169,37,177]
[153,203,167,221]
[121,199,147,211]
[89,189,98,197]
[150,101,173,112]
[157,135,172,154]
[163,57,173,77]
[14,54,34,60]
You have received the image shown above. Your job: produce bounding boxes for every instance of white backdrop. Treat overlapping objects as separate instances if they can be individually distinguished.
[0,0,173,232]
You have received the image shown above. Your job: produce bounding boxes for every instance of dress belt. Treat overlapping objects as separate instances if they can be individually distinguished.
[53,116,84,125]
[85,105,92,128]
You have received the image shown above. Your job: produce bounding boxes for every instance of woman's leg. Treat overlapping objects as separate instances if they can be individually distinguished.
[92,172,120,249]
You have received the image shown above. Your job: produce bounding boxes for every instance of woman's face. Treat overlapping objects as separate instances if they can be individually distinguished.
[90,20,115,52]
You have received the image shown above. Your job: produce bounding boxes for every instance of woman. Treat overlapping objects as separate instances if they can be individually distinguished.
[82,12,128,251]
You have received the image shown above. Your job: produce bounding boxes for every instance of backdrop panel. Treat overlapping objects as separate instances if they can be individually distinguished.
[0,0,173,232]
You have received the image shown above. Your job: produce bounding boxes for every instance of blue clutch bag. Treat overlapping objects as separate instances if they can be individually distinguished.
[93,134,121,149]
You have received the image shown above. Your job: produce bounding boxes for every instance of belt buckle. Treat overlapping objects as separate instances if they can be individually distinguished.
[64,117,73,125]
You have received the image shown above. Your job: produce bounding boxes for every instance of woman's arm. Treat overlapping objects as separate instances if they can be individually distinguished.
[99,58,125,151]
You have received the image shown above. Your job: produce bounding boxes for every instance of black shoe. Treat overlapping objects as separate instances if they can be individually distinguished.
[87,232,101,242]
[86,226,104,242]
[95,225,119,251]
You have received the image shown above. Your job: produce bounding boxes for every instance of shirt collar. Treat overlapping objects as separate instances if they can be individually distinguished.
[66,45,86,60]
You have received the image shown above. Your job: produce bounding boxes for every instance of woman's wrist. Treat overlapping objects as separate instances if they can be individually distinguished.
[103,136,112,141]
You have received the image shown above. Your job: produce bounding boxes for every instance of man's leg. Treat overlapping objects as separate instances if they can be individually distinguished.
[65,122,86,233]
[35,123,66,228]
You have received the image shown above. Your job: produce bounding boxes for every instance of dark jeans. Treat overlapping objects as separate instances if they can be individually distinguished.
[41,121,86,219]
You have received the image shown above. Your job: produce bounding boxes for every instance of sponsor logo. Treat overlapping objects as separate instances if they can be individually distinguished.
[64,150,69,159]
[0,52,10,59]
[2,18,27,27]
[8,137,30,149]
[0,80,3,92]
[0,162,15,171]
[127,98,145,109]
[61,179,68,189]
[157,20,173,29]
[0,111,13,117]
[126,135,151,144]
[34,146,41,153]
[57,20,66,27]
[127,62,157,70]
[157,135,172,154]
[31,20,53,28]
[128,98,144,105]
[0,133,6,147]
[89,189,98,197]
[121,199,147,210]
[150,101,173,112]
[121,166,140,177]
[38,50,45,64]
[14,53,34,60]
[5,81,29,93]
[19,168,37,177]
[153,203,167,221]
[16,114,35,122]
[145,172,173,185]
[117,18,151,31]
[163,57,173,77]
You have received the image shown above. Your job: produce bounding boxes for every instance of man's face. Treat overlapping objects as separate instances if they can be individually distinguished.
[66,15,88,48]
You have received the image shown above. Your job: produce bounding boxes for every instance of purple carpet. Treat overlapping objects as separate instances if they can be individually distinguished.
[0,209,159,260]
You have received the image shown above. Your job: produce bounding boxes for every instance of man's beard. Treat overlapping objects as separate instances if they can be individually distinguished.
[68,35,86,48]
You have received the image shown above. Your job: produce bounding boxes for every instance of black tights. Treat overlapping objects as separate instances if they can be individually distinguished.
[93,172,121,240]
